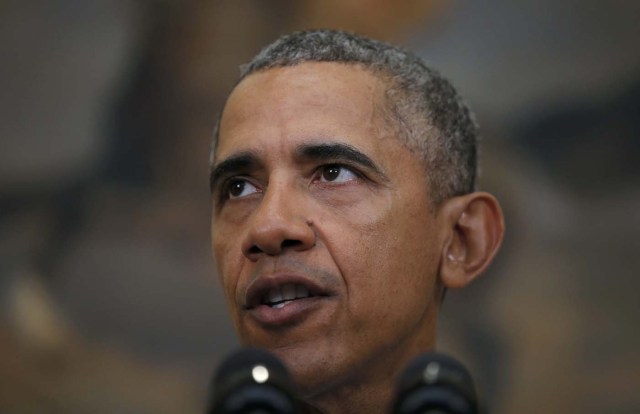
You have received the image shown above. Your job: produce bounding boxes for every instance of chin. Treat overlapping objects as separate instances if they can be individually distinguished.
[269,343,341,398]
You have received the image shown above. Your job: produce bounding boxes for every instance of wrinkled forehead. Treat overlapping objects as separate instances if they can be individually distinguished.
[212,62,395,163]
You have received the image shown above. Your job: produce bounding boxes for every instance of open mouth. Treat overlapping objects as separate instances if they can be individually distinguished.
[244,275,335,324]
[261,283,314,309]
[245,276,330,311]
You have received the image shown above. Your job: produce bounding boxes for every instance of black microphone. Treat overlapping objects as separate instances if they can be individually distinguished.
[391,353,480,414]
[207,348,299,414]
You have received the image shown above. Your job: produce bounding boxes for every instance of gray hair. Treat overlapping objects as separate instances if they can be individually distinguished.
[212,29,478,204]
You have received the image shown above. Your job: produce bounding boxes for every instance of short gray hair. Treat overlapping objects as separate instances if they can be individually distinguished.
[212,29,478,204]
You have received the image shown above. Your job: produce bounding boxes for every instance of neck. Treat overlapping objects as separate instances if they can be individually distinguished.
[299,375,394,414]
[297,340,433,414]
[296,306,439,413]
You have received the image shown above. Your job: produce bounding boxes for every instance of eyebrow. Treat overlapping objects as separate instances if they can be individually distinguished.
[295,142,383,174]
[209,142,385,193]
[209,152,260,193]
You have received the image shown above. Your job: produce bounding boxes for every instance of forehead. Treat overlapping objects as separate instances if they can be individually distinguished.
[215,62,392,162]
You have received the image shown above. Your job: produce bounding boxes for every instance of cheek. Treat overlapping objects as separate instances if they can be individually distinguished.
[212,231,247,334]
[211,223,243,302]
[327,193,439,314]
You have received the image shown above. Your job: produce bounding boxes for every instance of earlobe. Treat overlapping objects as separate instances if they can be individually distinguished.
[439,192,505,289]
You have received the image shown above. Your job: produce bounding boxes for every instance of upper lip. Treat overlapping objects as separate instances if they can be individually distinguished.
[243,273,332,309]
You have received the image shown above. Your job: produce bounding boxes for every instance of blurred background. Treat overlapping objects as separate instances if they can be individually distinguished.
[1,1,639,413]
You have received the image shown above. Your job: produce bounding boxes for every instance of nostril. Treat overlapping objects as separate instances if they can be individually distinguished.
[281,239,302,249]
[248,245,262,255]
[246,239,306,258]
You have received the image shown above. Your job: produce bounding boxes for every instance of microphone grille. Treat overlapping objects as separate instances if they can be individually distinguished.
[209,348,298,414]
[393,352,478,414]
[214,348,290,385]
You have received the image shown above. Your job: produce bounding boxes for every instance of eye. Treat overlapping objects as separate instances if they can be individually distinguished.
[227,179,260,199]
[318,165,359,183]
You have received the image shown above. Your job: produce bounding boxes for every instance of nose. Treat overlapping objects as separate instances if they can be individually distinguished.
[241,182,316,260]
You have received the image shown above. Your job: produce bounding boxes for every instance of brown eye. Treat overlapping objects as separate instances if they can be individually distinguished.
[319,165,358,183]
[322,165,341,181]
[229,181,245,197]
[227,179,259,199]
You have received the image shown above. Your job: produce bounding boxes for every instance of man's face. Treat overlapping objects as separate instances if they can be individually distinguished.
[211,62,446,395]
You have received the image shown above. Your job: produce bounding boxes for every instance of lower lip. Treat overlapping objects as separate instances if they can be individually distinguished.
[248,296,329,326]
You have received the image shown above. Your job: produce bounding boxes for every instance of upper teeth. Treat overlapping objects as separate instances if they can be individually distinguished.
[265,283,310,305]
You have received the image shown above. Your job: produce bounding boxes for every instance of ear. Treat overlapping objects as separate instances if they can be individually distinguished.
[438,192,505,289]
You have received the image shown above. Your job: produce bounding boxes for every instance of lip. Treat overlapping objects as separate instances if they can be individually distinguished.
[249,296,330,326]
[243,273,335,326]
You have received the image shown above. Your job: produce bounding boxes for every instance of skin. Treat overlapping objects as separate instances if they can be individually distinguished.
[210,62,503,414]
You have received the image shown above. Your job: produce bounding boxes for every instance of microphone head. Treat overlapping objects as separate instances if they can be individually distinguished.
[392,352,479,414]
[208,348,298,414]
